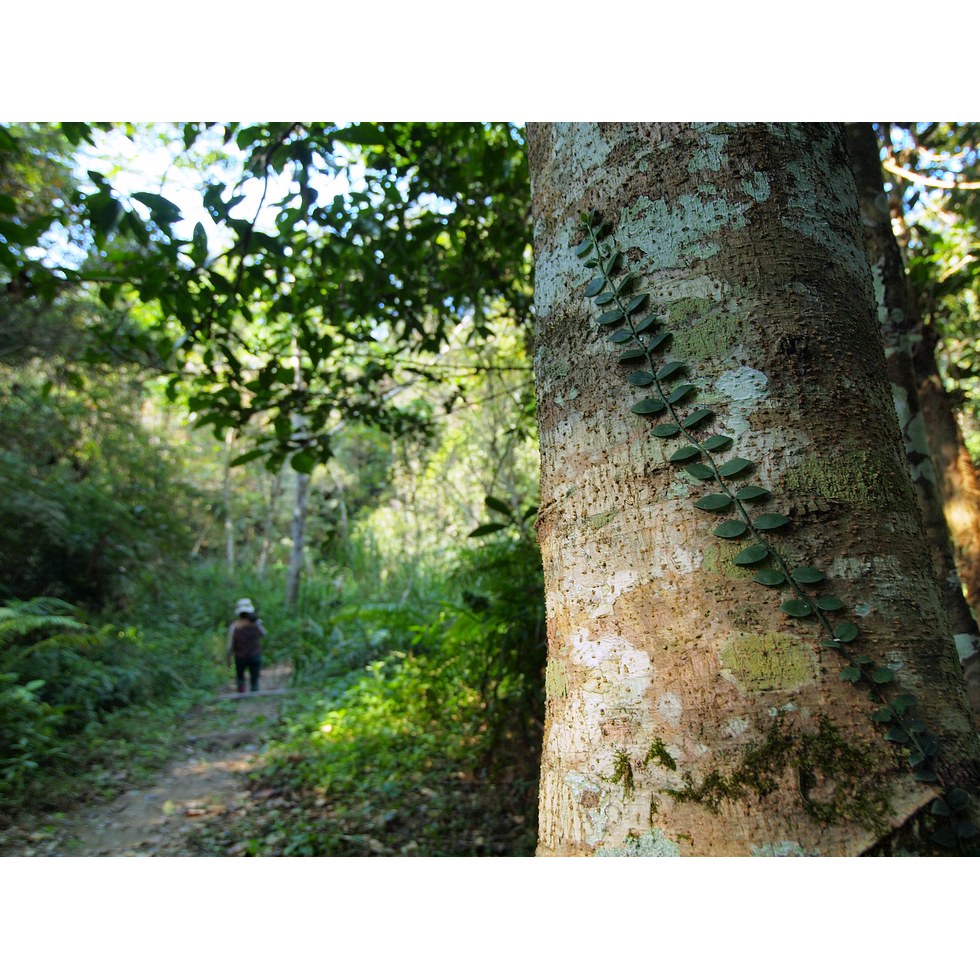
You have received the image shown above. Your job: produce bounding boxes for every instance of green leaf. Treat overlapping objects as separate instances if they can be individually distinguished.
[816,596,844,612]
[597,309,625,326]
[957,820,978,839]
[914,770,939,783]
[574,239,593,257]
[840,666,862,682]
[779,599,813,617]
[682,408,713,430]
[650,423,681,438]
[685,463,715,480]
[931,799,952,817]
[132,191,183,224]
[656,361,686,381]
[872,667,895,684]
[948,788,972,811]
[631,398,666,415]
[702,435,734,453]
[618,348,648,363]
[602,251,623,275]
[735,485,769,502]
[584,276,605,297]
[834,622,860,643]
[695,494,732,512]
[667,384,696,405]
[714,520,748,539]
[609,328,633,343]
[718,457,753,478]
[647,331,673,351]
[790,566,824,584]
[290,450,316,474]
[191,221,208,265]
[753,569,786,586]
[594,292,616,306]
[734,544,769,566]
[890,694,917,714]
[754,513,790,530]
[230,448,267,467]
[626,371,655,387]
[468,522,507,538]
[636,313,661,334]
[884,725,908,743]
[870,708,894,723]
[485,496,512,517]
[669,445,702,464]
[626,293,649,314]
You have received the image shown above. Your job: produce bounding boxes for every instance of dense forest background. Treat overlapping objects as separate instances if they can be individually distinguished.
[1,121,979,857]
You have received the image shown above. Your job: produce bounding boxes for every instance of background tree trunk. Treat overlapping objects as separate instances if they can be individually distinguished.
[222,429,236,574]
[527,122,978,856]
[845,122,980,721]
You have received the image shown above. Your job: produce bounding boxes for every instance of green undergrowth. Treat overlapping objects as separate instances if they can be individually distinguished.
[186,535,546,857]
[0,569,230,830]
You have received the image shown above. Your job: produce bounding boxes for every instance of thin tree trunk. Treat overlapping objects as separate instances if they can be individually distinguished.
[527,122,978,856]
[223,428,236,574]
[284,334,310,610]
[256,468,283,580]
[284,469,310,609]
[845,122,980,721]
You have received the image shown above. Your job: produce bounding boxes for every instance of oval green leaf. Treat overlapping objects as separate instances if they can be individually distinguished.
[685,463,715,480]
[871,667,895,684]
[609,328,633,343]
[636,313,661,334]
[714,520,748,539]
[719,457,753,478]
[626,293,649,314]
[647,331,673,350]
[790,566,824,584]
[816,596,844,611]
[683,408,714,430]
[656,361,686,381]
[597,309,625,326]
[574,239,594,257]
[618,348,647,363]
[627,370,655,387]
[702,435,734,453]
[631,398,666,415]
[594,292,616,306]
[753,569,786,586]
[584,277,605,297]
[735,485,769,502]
[839,666,862,682]
[834,622,860,643]
[779,599,813,617]
[669,445,702,464]
[668,384,696,405]
[754,513,790,531]
[734,544,769,566]
[695,493,732,512]
[651,423,681,438]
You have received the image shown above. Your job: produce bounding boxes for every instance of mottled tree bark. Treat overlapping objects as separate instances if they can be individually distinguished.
[845,123,980,721]
[527,122,978,856]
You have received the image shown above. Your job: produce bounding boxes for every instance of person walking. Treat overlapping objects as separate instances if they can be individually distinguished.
[226,598,266,693]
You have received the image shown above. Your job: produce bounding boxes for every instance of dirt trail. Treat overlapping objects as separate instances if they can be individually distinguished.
[36,663,294,856]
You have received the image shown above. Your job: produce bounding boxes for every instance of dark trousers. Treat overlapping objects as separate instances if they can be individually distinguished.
[235,655,261,693]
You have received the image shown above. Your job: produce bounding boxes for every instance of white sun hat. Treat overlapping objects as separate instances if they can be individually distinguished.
[235,597,255,614]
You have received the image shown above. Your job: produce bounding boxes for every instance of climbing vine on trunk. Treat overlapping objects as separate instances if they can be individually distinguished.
[574,208,978,854]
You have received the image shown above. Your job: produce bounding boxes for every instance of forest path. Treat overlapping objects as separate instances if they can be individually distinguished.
[45,662,294,856]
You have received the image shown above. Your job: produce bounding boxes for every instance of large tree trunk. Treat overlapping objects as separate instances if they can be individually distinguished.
[223,429,236,574]
[284,468,310,609]
[845,123,980,721]
[527,122,978,857]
